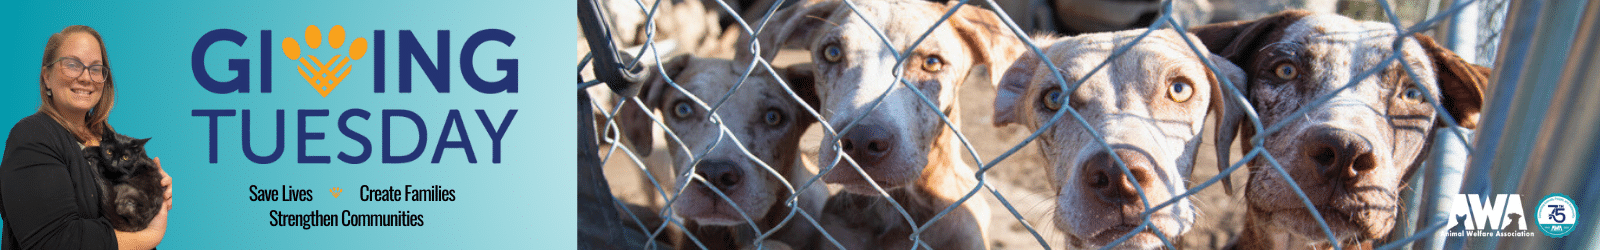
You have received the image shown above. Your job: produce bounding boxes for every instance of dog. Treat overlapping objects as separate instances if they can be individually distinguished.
[754,0,1032,249]
[993,29,1244,249]
[1192,10,1489,249]
[617,55,828,250]
[582,0,746,209]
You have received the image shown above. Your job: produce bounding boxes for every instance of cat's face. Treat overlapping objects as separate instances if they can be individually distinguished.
[90,134,153,179]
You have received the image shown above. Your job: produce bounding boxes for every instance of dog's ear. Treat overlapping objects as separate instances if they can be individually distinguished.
[780,63,822,114]
[1190,10,1312,65]
[949,5,1027,88]
[1204,52,1248,195]
[1191,11,1312,196]
[1413,35,1489,129]
[751,0,844,60]
[993,50,1044,127]
[616,54,693,156]
[774,63,822,126]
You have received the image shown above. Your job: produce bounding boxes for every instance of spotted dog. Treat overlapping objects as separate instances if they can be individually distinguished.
[1192,10,1490,249]
[619,55,827,250]
[994,29,1244,249]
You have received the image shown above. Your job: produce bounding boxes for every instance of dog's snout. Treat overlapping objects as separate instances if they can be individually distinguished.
[1302,127,1378,180]
[1082,149,1157,205]
[694,160,743,192]
[838,124,894,166]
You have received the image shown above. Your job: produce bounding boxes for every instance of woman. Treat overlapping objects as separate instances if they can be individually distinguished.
[0,25,172,250]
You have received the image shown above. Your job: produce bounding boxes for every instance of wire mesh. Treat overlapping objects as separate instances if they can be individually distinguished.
[579,0,1498,249]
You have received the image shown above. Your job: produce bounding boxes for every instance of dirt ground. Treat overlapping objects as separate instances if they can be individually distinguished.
[592,51,1250,249]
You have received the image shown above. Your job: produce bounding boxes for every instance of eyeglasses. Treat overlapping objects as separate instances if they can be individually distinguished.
[51,57,108,83]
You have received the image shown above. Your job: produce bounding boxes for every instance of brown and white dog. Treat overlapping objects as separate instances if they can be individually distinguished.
[755,0,1029,249]
[1192,10,1489,249]
[994,29,1244,249]
[618,55,828,250]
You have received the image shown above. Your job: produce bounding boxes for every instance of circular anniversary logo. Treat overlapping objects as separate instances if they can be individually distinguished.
[1536,193,1578,238]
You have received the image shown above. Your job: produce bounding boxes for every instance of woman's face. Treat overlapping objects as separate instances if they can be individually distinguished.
[43,32,105,116]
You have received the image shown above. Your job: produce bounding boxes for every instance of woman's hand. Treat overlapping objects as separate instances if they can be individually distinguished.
[155,157,171,210]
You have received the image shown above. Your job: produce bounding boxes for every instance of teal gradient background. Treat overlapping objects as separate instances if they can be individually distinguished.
[0,0,574,248]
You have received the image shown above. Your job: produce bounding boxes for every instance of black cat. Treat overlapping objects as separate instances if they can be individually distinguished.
[83,128,163,232]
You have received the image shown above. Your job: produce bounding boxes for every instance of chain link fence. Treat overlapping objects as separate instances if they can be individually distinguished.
[579,0,1505,249]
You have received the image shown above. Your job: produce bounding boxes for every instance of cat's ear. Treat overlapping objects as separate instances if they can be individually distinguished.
[132,138,151,148]
[101,127,117,141]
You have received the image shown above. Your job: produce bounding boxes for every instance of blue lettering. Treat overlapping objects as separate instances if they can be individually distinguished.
[243,109,286,164]
[461,29,517,93]
[382,109,427,163]
[339,109,373,164]
[298,109,330,163]
[398,30,449,93]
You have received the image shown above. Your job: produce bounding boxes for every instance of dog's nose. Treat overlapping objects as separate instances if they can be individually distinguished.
[838,124,894,166]
[694,160,743,192]
[1082,149,1157,205]
[1302,127,1377,180]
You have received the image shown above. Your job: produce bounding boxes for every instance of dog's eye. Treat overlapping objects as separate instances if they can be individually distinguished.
[822,44,843,63]
[1169,80,1194,103]
[1041,89,1064,111]
[1273,63,1298,80]
[672,102,694,118]
[763,110,785,125]
[1401,87,1426,103]
[921,56,944,72]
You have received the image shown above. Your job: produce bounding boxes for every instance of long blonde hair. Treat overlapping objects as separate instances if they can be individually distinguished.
[38,25,116,143]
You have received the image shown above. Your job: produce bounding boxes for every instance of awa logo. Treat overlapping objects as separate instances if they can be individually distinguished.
[282,25,369,97]
[1446,194,1537,237]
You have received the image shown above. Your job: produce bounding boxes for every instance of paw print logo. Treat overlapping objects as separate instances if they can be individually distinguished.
[282,25,368,97]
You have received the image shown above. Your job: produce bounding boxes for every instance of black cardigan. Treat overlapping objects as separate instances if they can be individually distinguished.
[0,112,116,249]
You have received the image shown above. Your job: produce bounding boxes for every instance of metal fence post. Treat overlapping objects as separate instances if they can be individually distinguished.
[579,0,643,94]
[1443,0,1480,63]
[1457,0,1593,249]
[1416,127,1471,249]
[1496,1,1600,249]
